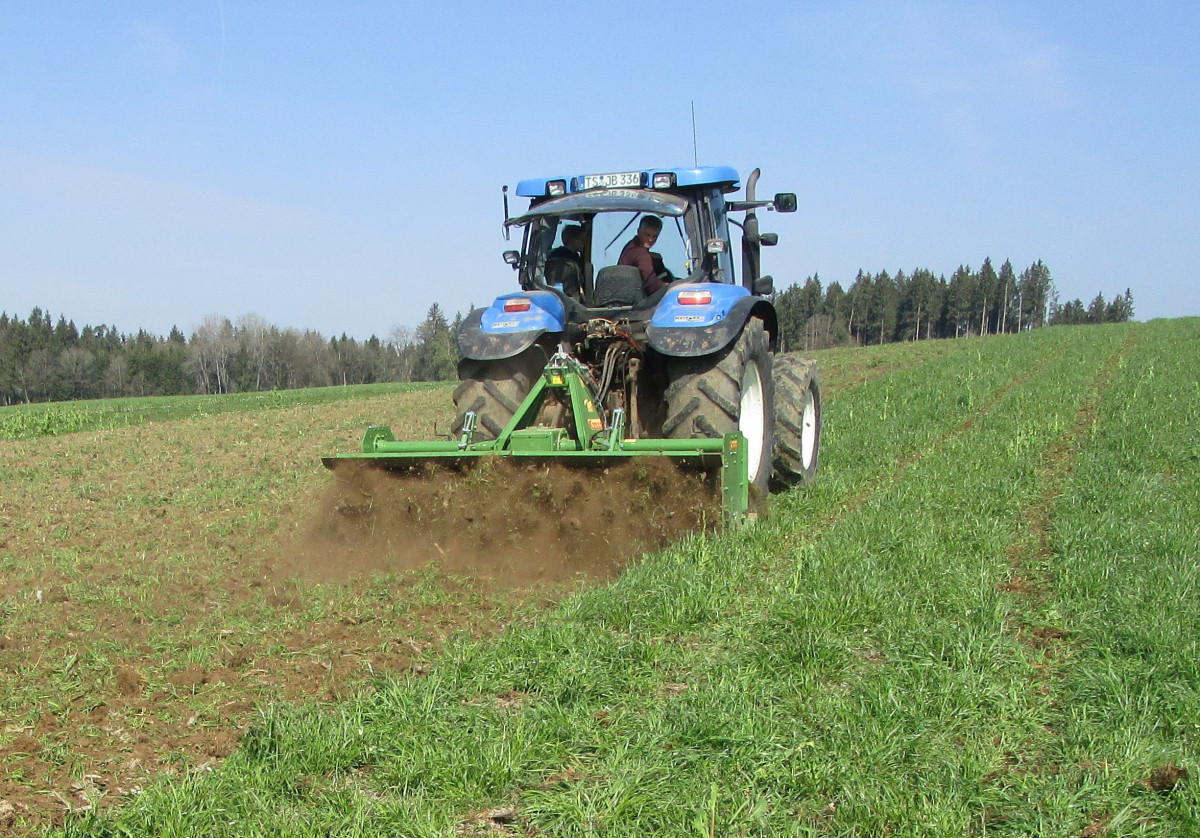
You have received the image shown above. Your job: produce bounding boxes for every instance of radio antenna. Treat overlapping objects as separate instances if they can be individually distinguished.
[691,100,698,167]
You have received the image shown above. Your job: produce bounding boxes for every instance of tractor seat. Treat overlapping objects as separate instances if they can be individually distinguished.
[592,265,645,307]
[544,257,583,301]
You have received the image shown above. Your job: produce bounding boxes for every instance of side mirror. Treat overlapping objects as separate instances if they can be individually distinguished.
[753,275,774,296]
[773,193,797,213]
[503,250,521,269]
[758,232,779,246]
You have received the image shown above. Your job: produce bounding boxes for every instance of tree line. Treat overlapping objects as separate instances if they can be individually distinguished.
[0,304,462,406]
[772,258,1134,352]
[2,259,1134,405]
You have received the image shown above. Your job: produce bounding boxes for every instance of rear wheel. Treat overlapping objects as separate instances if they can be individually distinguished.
[452,344,549,440]
[663,318,774,497]
[770,355,821,489]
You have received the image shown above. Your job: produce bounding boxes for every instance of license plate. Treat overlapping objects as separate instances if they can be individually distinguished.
[583,170,643,189]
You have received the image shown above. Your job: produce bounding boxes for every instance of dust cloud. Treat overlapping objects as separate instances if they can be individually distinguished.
[278,458,721,587]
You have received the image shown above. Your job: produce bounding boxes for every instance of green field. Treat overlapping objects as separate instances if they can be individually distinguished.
[1,321,1196,836]
[0,382,445,441]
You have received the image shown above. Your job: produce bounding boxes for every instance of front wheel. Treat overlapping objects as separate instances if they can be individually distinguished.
[663,318,774,498]
[770,355,821,489]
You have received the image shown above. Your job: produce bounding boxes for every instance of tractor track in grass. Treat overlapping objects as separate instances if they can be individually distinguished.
[801,337,969,399]
[987,328,1142,833]
[774,336,1074,559]
[1001,329,1133,623]
[1001,330,1135,598]
[850,342,1068,506]
[763,329,1137,834]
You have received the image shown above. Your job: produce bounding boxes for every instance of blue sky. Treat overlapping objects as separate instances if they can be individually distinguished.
[2,1,1197,339]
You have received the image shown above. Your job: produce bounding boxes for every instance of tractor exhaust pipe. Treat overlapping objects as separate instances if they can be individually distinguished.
[742,168,762,291]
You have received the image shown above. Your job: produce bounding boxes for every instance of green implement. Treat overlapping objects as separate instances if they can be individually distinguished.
[324,352,751,522]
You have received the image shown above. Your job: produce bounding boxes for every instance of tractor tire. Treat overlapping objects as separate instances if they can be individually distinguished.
[770,355,821,489]
[663,318,774,497]
[452,344,549,440]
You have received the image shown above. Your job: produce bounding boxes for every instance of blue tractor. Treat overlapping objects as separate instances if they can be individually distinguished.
[449,165,823,505]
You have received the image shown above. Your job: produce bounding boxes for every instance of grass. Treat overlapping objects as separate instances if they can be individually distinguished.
[1019,321,1200,834]
[1,322,1196,835]
[0,381,449,440]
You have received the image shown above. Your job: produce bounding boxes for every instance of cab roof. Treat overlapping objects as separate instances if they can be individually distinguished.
[505,189,689,227]
[515,166,741,198]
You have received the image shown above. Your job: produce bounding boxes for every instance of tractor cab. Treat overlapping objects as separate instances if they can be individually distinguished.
[503,166,777,311]
[509,191,692,308]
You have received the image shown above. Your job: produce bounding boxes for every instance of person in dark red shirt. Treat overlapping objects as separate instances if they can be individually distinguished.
[619,215,671,295]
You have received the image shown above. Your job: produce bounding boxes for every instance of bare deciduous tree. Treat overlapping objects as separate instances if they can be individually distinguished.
[236,313,271,391]
[187,315,236,394]
[102,354,128,397]
[59,347,94,398]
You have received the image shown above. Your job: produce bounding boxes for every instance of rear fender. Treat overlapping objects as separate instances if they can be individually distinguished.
[456,290,565,360]
[647,283,778,357]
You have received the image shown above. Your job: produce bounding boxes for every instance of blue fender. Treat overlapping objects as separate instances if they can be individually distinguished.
[647,283,777,357]
[456,290,566,361]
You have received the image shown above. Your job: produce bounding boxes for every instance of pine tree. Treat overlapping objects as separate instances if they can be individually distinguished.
[869,270,899,344]
[947,265,976,337]
[997,260,1017,333]
[976,258,998,335]
[1106,288,1135,322]
[413,304,458,381]
[1018,261,1053,329]
[845,271,874,344]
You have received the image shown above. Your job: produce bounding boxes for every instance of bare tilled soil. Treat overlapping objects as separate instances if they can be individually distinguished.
[0,390,718,832]
[294,458,719,585]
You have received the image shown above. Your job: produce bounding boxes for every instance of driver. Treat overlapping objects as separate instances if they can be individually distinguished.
[619,215,673,295]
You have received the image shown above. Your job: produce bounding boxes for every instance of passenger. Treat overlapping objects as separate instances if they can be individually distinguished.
[545,225,586,300]
[619,215,671,295]
[548,225,585,267]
